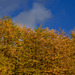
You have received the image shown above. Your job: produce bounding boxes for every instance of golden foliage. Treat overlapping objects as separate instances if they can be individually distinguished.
[0,17,75,75]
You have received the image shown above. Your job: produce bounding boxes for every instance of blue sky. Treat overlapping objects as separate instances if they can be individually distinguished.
[0,0,75,34]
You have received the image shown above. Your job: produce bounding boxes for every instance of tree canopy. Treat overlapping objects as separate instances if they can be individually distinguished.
[0,17,75,75]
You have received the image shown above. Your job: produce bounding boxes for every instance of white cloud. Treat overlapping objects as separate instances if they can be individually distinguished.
[13,3,52,29]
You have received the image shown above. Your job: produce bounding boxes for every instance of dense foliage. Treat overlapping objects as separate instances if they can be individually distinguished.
[0,17,75,75]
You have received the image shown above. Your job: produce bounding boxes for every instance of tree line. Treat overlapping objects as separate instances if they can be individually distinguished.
[0,17,75,75]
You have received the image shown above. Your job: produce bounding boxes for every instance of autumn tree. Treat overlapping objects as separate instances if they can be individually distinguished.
[70,30,75,74]
[0,17,75,75]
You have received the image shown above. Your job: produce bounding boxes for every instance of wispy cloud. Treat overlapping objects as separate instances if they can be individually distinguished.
[0,0,27,16]
[13,3,52,29]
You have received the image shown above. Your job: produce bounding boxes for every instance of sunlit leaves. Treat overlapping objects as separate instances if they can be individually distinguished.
[0,17,74,75]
